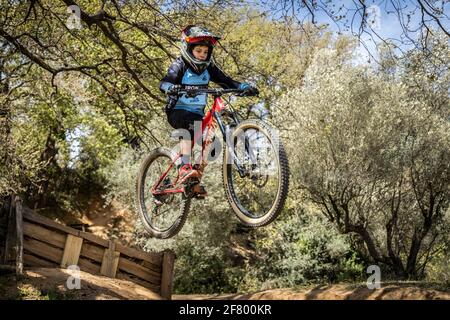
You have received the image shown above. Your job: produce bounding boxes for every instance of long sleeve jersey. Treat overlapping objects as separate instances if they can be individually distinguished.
[160,57,241,116]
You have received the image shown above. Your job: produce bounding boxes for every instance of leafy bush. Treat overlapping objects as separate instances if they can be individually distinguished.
[237,206,366,291]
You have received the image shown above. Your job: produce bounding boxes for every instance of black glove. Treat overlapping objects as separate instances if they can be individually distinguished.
[163,96,177,114]
[239,83,259,97]
[166,84,182,96]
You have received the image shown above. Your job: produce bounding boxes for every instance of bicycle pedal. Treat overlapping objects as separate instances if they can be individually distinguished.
[192,184,207,199]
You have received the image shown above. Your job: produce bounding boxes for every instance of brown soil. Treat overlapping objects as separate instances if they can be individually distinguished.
[0,268,162,300]
[173,284,450,300]
[80,198,136,245]
[1,268,448,300]
[39,197,136,246]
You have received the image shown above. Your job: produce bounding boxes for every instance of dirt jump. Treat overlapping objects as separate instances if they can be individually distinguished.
[1,267,448,300]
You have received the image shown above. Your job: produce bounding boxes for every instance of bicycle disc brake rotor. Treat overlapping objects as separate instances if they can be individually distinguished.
[153,177,175,205]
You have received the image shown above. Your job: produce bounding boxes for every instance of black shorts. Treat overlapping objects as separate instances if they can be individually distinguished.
[167,109,204,141]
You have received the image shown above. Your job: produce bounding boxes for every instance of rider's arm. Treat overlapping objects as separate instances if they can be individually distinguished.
[160,57,184,94]
[208,61,242,89]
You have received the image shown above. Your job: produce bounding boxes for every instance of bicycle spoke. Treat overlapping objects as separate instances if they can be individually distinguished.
[228,126,280,219]
[142,155,184,232]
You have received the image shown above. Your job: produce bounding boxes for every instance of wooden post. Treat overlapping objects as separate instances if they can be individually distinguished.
[14,196,23,275]
[160,250,175,300]
[61,235,83,268]
[3,195,15,265]
[0,196,10,263]
[100,240,120,278]
[1,195,23,275]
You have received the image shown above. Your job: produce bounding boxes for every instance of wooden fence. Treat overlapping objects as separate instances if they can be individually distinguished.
[0,196,175,300]
[0,195,23,275]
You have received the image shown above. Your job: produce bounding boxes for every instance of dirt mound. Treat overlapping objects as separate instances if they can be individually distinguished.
[80,198,136,245]
[2,268,448,300]
[0,268,162,300]
[173,284,450,300]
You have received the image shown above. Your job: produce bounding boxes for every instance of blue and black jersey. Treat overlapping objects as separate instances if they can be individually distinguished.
[160,57,241,116]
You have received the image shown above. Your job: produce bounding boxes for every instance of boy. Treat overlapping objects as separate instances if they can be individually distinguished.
[160,25,258,192]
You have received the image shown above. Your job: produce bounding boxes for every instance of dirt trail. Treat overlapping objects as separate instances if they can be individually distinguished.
[0,268,162,300]
[1,268,448,300]
[174,284,450,300]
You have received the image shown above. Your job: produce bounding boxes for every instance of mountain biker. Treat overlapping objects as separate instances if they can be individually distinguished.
[160,25,258,194]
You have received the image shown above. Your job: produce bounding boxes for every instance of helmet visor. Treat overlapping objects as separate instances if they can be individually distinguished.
[185,36,218,46]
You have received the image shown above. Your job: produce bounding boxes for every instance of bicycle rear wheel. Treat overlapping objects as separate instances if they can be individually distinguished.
[222,119,289,227]
[136,147,191,239]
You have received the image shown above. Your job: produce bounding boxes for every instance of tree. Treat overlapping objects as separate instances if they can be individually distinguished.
[274,33,449,278]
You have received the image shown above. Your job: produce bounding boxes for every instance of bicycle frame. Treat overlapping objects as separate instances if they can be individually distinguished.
[151,91,247,197]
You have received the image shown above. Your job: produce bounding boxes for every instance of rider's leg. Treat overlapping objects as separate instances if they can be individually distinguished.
[178,139,192,168]
[167,109,205,189]
[177,129,201,183]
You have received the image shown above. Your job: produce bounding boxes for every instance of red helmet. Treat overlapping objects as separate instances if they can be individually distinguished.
[181,25,221,73]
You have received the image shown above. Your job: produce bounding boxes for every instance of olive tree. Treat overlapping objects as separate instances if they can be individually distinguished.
[274,34,449,279]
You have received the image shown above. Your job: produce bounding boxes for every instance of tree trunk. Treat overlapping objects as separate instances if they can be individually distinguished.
[406,193,435,279]
[35,133,59,208]
[386,218,406,277]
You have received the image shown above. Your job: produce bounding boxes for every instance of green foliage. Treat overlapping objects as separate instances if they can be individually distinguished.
[173,245,242,294]
[273,31,450,279]
[237,207,365,291]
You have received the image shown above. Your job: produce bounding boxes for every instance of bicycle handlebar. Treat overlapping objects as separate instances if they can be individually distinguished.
[176,88,249,97]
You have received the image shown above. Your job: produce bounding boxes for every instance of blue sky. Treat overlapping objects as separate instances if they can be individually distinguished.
[254,0,450,63]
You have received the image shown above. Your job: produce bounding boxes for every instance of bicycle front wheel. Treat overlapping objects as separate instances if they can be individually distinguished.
[136,147,191,239]
[222,119,289,227]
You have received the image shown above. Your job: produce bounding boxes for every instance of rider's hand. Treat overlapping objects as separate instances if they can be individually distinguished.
[166,84,182,96]
[239,83,259,97]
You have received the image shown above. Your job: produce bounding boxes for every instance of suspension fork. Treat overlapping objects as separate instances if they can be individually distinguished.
[213,111,248,178]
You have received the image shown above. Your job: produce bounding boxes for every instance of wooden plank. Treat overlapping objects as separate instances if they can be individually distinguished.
[77,230,109,248]
[14,196,23,275]
[23,207,79,237]
[23,237,64,264]
[115,243,163,266]
[160,250,175,300]
[78,257,101,275]
[23,253,58,268]
[100,241,120,278]
[23,222,66,249]
[0,264,16,272]
[22,206,163,267]
[61,235,83,268]
[116,272,161,294]
[142,260,162,273]
[21,205,167,287]
[23,207,109,248]
[117,257,161,285]
[79,241,104,263]
[119,257,162,281]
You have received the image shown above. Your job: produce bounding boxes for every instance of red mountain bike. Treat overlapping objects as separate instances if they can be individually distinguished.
[136,88,289,239]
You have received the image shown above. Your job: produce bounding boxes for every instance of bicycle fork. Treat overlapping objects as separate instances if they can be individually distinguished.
[214,112,253,178]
